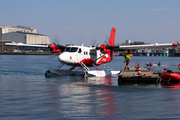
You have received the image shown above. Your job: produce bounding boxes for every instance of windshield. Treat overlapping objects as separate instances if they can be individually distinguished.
[65,47,78,52]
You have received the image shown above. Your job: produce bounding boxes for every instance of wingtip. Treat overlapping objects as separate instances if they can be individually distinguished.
[172,43,178,46]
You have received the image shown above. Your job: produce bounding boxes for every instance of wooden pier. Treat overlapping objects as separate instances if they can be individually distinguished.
[118,66,180,84]
[118,67,159,83]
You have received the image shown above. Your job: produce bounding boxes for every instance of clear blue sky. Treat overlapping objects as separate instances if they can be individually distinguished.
[1,0,180,45]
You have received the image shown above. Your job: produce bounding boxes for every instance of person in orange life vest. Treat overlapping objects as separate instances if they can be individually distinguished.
[123,54,130,70]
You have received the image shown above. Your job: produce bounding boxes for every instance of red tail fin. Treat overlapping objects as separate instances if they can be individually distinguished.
[108,27,116,46]
[109,27,116,61]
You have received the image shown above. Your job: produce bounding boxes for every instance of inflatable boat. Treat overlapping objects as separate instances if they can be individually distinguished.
[161,70,180,81]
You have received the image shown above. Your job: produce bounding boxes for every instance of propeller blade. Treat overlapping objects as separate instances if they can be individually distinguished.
[54,36,62,45]
[104,40,108,45]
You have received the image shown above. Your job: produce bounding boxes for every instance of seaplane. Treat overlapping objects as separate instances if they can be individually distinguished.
[4,27,178,77]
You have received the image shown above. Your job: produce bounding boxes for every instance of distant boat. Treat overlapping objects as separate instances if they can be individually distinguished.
[13,49,21,52]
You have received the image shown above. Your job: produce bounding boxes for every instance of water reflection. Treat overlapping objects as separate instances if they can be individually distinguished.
[45,75,180,119]
[119,80,180,90]
[82,75,180,90]
[83,76,120,118]
[96,88,120,118]
[161,82,180,90]
[84,75,116,86]
[45,76,121,119]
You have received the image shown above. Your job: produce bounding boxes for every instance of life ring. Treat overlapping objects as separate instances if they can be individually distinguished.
[178,64,180,69]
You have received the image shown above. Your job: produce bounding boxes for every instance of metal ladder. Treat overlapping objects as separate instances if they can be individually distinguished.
[80,62,90,71]
[101,64,112,71]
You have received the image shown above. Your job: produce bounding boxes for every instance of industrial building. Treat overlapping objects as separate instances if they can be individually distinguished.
[0,24,50,52]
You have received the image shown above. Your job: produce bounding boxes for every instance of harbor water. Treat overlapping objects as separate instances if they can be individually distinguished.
[0,55,180,119]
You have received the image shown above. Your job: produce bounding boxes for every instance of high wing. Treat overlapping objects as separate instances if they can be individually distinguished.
[114,43,177,50]
[4,43,48,47]
[98,42,177,51]
[4,42,66,53]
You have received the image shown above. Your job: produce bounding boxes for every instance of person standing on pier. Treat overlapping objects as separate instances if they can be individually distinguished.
[123,54,131,70]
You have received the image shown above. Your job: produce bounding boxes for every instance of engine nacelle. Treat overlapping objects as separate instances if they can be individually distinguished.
[48,44,61,53]
[53,49,61,53]
[100,44,110,54]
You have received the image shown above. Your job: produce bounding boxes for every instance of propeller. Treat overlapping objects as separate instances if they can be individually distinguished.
[96,43,100,47]
[95,37,114,54]
[89,39,97,47]
[104,36,109,45]
[92,40,97,47]
[48,37,66,54]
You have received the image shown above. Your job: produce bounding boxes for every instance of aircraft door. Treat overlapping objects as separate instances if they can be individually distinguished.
[75,48,83,63]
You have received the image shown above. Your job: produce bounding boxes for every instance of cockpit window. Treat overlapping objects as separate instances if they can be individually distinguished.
[65,47,78,52]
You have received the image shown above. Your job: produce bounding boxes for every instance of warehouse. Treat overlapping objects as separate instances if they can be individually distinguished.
[0,24,50,44]
[0,24,50,52]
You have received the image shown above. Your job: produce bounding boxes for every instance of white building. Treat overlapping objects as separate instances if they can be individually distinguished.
[0,24,50,44]
[125,39,131,44]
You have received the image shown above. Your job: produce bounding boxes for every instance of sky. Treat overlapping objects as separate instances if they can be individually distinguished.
[0,0,180,45]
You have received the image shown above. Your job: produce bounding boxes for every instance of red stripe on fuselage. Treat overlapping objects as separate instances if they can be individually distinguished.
[64,58,98,67]
[64,54,112,67]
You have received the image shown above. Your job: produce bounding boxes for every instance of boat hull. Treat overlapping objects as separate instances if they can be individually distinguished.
[161,73,180,81]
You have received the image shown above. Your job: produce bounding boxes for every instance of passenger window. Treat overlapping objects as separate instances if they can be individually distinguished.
[78,48,82,53]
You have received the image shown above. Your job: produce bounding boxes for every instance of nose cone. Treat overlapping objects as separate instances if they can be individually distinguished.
[58,53,75,64]
[58,54,64,62]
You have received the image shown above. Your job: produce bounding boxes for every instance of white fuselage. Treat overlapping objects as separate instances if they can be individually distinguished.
[58,45,108,66]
